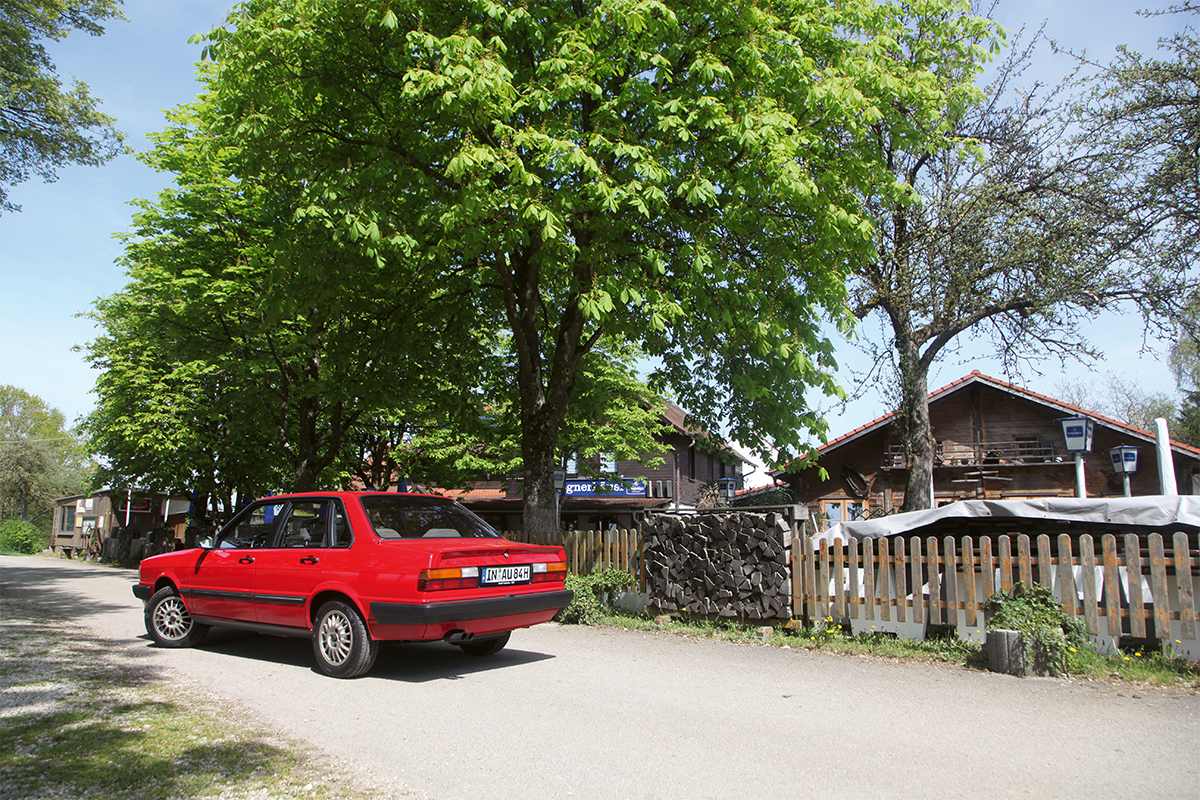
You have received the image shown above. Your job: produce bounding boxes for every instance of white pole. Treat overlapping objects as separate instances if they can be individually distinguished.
[1075,453,1087,499]
[1155,417,1177,496]
[125,487,132,526]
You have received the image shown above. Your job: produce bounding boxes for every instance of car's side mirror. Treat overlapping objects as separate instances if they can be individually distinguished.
[198,536,214,549]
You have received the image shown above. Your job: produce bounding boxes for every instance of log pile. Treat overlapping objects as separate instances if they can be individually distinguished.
[643,511,793,620]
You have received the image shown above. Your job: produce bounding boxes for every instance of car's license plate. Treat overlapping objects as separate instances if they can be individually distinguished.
[480,564,532,586]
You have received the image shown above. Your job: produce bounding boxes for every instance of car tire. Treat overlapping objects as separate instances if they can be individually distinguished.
[312,600,378,678]
[145,586,209,648]
[459,631,510,656]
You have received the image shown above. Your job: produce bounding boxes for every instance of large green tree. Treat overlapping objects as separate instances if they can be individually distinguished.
[84,104,479,513]
[194,0,990,531]
[0,0,126,212]
[0,385,91,522]
[844,13,1180,511]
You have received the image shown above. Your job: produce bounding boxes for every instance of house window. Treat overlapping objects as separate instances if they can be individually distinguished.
[601,453,617,474]
[60,506,75,532]
[566,453,578,475]
[821,500,865,529]
[1015,436,1040,459]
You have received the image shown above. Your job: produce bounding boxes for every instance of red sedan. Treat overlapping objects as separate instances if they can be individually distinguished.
[134,491,573,677]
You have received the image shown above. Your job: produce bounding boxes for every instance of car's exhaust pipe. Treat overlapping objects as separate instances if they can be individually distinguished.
[443,630,474,645]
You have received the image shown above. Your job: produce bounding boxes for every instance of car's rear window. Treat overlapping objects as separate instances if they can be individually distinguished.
[359,496,502,539]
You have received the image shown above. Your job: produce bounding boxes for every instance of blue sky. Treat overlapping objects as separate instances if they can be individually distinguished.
[0,0,1190,443]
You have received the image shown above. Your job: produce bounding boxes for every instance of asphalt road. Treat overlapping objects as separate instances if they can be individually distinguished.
[2,554,1198,800]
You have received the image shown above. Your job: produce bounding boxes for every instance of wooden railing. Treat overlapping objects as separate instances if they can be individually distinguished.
[884,441,1065,468]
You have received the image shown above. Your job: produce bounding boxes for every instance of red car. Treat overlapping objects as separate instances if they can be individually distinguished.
[134,491,573,677]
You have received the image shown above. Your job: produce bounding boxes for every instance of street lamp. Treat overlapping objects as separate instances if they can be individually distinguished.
[1107,444,1139,497]
[715,477,738,502]
[1058,416,1094,498]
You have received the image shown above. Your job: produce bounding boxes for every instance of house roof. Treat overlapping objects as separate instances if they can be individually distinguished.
[775,370,1200,475]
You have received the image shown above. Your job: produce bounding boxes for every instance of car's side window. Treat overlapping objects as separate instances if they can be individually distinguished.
[217,503,285,549]
[331,504,352,548]
[281,501,330,548]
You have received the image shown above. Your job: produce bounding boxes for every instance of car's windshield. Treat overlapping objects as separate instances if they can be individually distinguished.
[359,495,501,539]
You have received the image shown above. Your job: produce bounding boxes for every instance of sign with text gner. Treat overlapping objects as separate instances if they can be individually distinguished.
[564,479,649,498]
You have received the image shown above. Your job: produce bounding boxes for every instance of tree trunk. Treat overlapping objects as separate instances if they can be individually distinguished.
[897,337,934,512]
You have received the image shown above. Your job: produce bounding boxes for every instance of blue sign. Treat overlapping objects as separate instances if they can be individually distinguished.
[564,479,648,498]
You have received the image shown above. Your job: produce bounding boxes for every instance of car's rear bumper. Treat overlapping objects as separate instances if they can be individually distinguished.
[370,588,573,626]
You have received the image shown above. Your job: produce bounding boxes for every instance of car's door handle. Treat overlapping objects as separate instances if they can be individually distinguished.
[300,556,319,565]
[239,556,255,564]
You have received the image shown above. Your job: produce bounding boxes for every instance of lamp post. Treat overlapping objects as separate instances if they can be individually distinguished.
[552,466,567,532]
[1058,416,1094,499]
[1107,444,1139,497]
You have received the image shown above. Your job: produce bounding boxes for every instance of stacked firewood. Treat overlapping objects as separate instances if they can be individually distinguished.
[643,511,793,620]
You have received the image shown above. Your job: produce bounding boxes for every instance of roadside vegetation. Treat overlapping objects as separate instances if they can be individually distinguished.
[590,607,1200,692]
[0,596,396,800]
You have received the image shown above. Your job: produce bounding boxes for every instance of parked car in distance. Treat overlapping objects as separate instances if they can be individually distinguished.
[134,491,573,678]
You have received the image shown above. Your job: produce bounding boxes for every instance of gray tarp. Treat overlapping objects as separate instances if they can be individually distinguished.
[819,496,1200,545]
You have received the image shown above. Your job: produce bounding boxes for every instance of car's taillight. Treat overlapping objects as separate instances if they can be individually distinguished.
[531,562,567,583]
[418,566,480,591]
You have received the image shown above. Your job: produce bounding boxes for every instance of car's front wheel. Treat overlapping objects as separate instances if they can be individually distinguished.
[459,631,510,656]
[312,600,378,678]
[145,586,209,648]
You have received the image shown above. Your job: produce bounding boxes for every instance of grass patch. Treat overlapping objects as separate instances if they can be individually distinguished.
[594,608,1200,690]
[0,596,392,800]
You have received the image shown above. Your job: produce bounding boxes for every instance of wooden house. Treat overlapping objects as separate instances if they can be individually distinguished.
[443,401,750,532]
[50,488,192,556]
[773,371,1200,531]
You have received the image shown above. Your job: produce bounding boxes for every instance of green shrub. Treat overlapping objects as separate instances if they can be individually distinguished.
[983,581,1090,674]
[557,568,636,625]
[0,519,48,555]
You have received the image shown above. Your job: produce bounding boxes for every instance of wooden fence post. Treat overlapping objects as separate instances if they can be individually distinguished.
[910,537,924,627]
[1103,534,1121,637]
[894,537,907,623]
[1058,534,1077,619]
[1149,534,1170,641]
[1174,531,1197,643]
[878,537,891,623]
[1080,535,1100,636]
[927,536,941,626]
[944,536,958,629]
[1125,533,1146,638]
[1018,535,1033,588]
[962,535,977,628]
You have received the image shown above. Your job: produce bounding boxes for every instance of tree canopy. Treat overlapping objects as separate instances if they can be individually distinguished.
[0,0,126,212]
[0,385,91,522]
[186,0,993,529]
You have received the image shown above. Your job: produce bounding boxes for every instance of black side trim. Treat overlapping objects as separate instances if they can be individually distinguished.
[371,589,573,626]
[254,594,307,607]
[181,587,253,601]
[178,587,305,606]
[189,615,311,638]
[133,584,153,601]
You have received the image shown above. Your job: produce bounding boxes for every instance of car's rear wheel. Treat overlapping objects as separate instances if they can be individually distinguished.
[459,631,510,656]
[145,586,209,648]
[313,600,377,678]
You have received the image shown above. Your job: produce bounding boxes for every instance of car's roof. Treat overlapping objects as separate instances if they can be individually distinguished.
[260,490,451,501]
